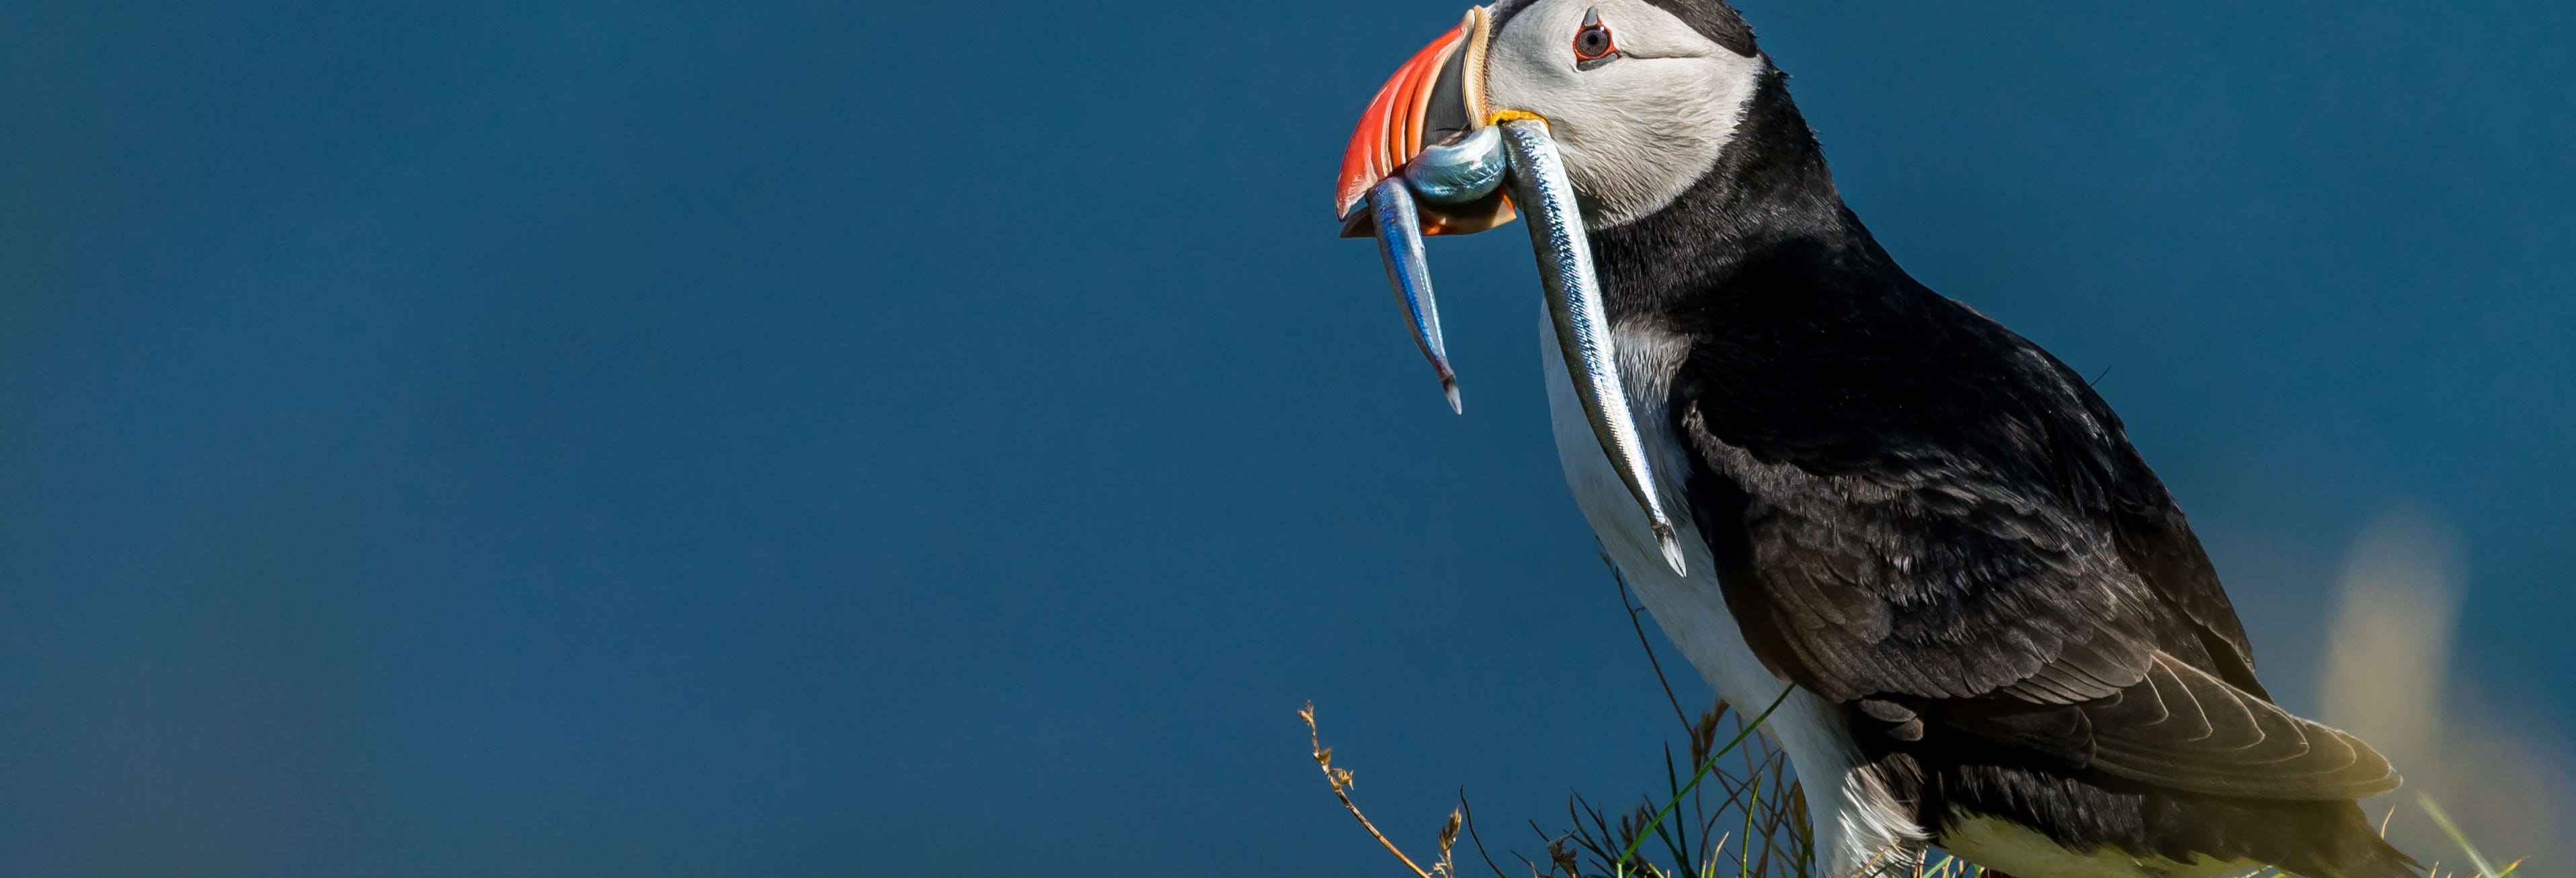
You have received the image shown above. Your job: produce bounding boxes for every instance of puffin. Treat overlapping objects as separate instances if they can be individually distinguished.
[1330,3,2419,877]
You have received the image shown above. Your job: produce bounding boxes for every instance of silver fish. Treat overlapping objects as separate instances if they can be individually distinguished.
[1403,124,1509,206]
[1368,176,1461,413]
[1496,118,1686,575]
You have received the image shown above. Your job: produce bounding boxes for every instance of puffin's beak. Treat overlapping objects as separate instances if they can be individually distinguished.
[1334,8,1510,415]
[1334,8,1512,237]
[1333,7,1689,575]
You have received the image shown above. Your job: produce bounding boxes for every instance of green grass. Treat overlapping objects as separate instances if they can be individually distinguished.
[1301,565,2528,878]
[2419,795,2524,878]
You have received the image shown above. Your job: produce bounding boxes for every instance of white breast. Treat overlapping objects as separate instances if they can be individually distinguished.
[1537,309,1926,877]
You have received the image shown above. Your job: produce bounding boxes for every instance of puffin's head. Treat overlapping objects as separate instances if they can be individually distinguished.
[1335,0,1769,235]
[1332,2,1764,574]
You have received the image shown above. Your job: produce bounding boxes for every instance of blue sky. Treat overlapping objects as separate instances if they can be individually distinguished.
[3,1,2570,874]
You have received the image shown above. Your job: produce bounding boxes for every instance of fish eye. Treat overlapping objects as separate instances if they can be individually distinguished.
[1573,9,1619,68]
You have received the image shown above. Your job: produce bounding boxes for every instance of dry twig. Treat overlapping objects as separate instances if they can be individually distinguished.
[1301,701,1461,878]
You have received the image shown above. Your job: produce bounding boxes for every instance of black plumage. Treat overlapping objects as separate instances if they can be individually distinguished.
[1592,54,2417,878]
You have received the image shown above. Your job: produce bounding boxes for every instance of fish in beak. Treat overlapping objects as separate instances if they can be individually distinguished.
[1334,6,1688,575]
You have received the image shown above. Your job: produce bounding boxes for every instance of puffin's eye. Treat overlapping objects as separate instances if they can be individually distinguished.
[1573,9,1619,68]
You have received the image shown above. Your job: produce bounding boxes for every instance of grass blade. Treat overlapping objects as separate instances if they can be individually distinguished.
[1618,686,1796,875]
[2419,795,2502,878]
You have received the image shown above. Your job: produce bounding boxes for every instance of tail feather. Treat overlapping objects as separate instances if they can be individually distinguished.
[1906,752,2424,878]
[2280,815,2420,878]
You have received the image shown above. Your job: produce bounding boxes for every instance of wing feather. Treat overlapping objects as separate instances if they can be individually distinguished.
[1670,287,2397,803]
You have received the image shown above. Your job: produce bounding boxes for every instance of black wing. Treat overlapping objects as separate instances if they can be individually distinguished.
[1668,276,2394,800]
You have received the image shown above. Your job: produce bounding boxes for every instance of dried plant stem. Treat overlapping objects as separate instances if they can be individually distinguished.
[1609,555,1695,735]
[1301,701,1456,878]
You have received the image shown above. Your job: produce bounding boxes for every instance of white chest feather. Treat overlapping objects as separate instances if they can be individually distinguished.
[1536,311,1926,877]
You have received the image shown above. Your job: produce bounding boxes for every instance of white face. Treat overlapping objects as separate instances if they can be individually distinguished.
[1482,0,1767,228]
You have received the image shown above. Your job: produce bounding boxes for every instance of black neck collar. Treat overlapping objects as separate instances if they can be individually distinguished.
[1588,67,1906,320]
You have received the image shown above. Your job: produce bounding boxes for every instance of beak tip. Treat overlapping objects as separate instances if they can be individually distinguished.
[1443,381,1462,415]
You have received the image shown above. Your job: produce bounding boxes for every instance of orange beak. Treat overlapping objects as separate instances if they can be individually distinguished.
[1334,7,1515,238]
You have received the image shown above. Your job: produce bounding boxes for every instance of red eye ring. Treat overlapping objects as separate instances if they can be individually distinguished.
[1573,20,1617,63]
